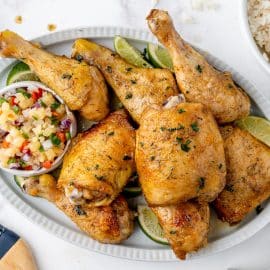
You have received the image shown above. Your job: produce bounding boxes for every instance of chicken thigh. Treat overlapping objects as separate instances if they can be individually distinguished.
[147,9,250,123]
[58,110,136,207]
[0,30,109,121]
[136,102,226,206]
[17,174,133,244]
[152,202,209,260]
[214,126,270,225]
[72,39,179,123]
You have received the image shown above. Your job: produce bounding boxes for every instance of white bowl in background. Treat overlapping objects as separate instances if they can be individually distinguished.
[240,0,270,73]
[0,81,77,177]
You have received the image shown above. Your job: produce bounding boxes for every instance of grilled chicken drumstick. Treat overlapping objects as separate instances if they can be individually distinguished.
[0,30,109,121]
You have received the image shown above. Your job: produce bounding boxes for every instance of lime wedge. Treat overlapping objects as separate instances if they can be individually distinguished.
[235,116,270,147]
[137,205,169,245]
[7,61,39,85]
[147,43,173,71]
[123,186,142,198]
[114,36,152,68]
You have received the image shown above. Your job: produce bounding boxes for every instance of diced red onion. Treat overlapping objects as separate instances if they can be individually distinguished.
[60,118,72,130]
[33,102,41,109]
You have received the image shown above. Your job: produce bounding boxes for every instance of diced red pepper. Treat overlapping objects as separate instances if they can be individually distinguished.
[31,91,39,102]
[51,111,59,117]
[10,96,17,106]
[20,140,29,152]
[56,132,66,143]
[24,165,33,170]
[42,160,52,169]
[37,88,43,98]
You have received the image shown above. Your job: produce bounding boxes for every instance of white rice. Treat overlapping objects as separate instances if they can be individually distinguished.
[248,0,270,61]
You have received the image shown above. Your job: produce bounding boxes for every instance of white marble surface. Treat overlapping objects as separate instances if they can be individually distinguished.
[0,0,270,269]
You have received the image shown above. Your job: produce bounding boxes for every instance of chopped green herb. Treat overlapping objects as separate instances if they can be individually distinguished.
[218,163,223,169]
[50,116,59,125]
[126,67,133,72]
[228,83,234,89]
[191,122,199,132]
[16,88,31,98]
[7,157,17,164]
[39,145,45,152]
[12,105,20,114]
[32,115,38,120]
[50,133,61,146]
[167,124,184,132]
[165,86,171,90]
[107,131,114,136]
[198,177,205,189]
[130,79,137,84]
[139,142,144,147]
[176,137,183,143]
[150,156,155,161]
[160,126,166,131]
[62,73,72,80]
[0,97,7,105]
[40,100,47,108]
[125,92,133,99]
[178,108,186,113]
[95,164,99,170]
[105,66,112,73]
[65,132,71,140]
[169,230,177,234]
[225,184,234,192]
[196,64,203,73]
[123,155,132,161]
[19,160,26,167]
[180,139,191,152]
[74,205,86,216]
[22,133,29,139]
[94,174,105,181]
[75,54,84,62]
[50,102,60,110]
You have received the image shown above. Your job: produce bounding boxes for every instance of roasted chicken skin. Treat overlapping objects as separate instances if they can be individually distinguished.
[147,10,250,123]
[214,126,270,225]
[58,110,136,207]
[0,30,109,121]
[136,103,226,206]
[20,174,134,244]
[152,202,209,260]
[72,39,179,123]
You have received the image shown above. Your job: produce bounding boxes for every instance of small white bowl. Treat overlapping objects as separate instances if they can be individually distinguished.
[240,0,270,73]
[0,81,77,177]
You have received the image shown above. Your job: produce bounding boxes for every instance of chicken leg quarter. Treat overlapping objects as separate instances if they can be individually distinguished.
[147,9,250,124]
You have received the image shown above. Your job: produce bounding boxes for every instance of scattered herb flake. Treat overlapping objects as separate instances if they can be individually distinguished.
[198,177,205,189]
[170,230,177,234]
[107,131,114,136]
[51,102,60,110]
[218,163,223,169]
[94,174,105,181]
[160,126,166,131]
[123,155,132,161]
[139,142,144,147]
[0,97,7,105]
[130,79,137,84]
[180,139,191,152]
[150,156,155,161]
[196,64,203,73]
[126,67,133,72]
[228,83,234,89]
[225,184,234,192]
[75,54,84,62]
[167,124,184,132]
[62,73,72,80]
[74,205,86,216]
[125,92,133,99]
[178,108,186,113]
[95,164,99,170]
[39,145,45,152]
[22,133,29,139]
[191,122,199,132]
[105,66,112,73]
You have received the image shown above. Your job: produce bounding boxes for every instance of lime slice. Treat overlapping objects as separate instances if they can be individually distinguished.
[147,43,173,71]
[114,36,152,68]
[137,205,169,245]
[235,116,270,147]
[7,61,39,85]
[123,186,142,198]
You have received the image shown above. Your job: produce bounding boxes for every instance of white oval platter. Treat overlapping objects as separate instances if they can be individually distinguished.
[0,26,269,262]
